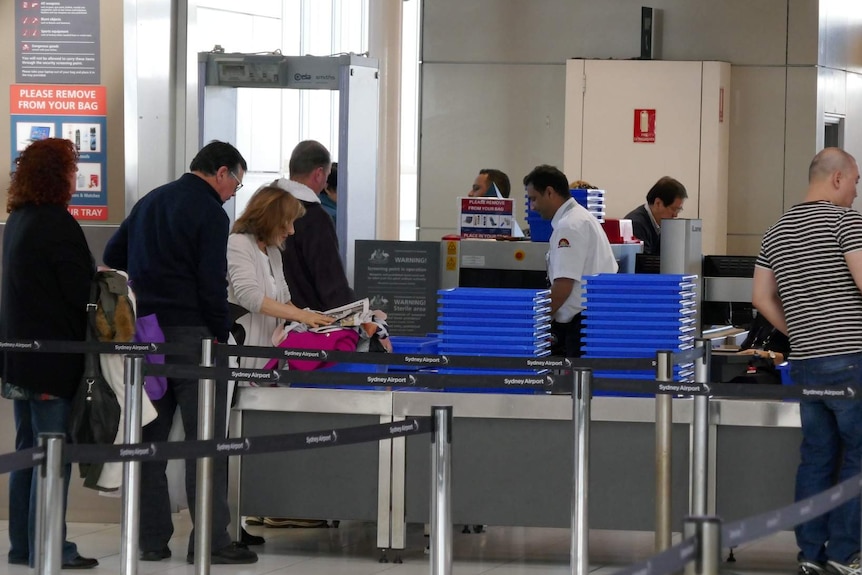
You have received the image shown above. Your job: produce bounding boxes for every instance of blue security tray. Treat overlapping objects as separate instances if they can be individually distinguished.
[437,337,551,346]
[438,287,551,296]
[584,297,696,306]
[439,343,551,354]
[582,341,695,351]
[389,336,440,355]
[583,333,695,343]
[583,274,698,285]
[583,307,696,318]
[435,368,544,375]
[582,339,696,349]
[584,292,695,301]
[438,299,552,308]
[594,371,694,381]
[583,326,696,337]
[583,275,696,285]
[583,305,693,316]
[583,318,696,329]
[439,326,550,337]
[582,345,693,357]
[438,307,552,319]
[439,348,550,357]
[438,287,550,299]
[438,316,551,328]
[583,284,697,295]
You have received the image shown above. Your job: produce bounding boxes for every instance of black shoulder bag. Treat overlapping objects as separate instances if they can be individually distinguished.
[68,276,122,475]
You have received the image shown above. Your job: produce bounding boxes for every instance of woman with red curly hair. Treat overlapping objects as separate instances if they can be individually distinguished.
[0,138,98,569]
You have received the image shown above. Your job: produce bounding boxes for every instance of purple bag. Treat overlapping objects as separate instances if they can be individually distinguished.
[134,314,168,400]
[263,329,359,371]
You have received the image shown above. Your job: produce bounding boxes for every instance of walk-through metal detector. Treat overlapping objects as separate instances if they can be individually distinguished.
[197,50,379,285]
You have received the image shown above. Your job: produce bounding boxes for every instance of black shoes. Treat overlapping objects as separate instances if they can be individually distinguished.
[9,555,98,569]
[240,527,266,546]
[62,555,99,569]
[186,542,258,565]
[263,517,329,528]
[139,547,171,561]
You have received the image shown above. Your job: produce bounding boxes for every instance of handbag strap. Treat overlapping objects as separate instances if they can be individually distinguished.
[82,277,100,379]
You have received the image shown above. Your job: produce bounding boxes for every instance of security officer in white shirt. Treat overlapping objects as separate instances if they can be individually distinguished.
[524,165,618,357]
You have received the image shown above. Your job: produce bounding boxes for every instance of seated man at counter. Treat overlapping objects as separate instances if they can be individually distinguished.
[524,165,618,357]
[624,176,687,255]
[469,168,511,198]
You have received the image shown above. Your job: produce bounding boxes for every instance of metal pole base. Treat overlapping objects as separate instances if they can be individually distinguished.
[683,516,722,575]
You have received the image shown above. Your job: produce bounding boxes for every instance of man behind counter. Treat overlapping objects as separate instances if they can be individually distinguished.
[525,165,618,358]
[469,168,511,198]
[624,176,687,255]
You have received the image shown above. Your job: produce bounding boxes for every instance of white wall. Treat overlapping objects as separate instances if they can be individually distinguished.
[418,0,862,253]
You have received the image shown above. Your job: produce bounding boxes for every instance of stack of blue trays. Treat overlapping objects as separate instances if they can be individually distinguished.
[526,188,606,242]
[435,287,552,393]
[571,188,606,222]
[582,274,697,396]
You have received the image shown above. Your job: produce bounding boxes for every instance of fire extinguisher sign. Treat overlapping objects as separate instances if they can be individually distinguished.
[633,109,656,143]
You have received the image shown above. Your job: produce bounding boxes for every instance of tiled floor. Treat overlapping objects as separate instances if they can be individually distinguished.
[0,515,799,574]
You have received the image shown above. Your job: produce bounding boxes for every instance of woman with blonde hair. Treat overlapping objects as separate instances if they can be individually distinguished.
[227,186,333,370]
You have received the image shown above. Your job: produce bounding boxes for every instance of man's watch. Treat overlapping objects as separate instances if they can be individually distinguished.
[767,350,776,360]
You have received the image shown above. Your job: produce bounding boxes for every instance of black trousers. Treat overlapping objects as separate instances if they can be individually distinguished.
[138,326,232,555]
[550,313,584,359]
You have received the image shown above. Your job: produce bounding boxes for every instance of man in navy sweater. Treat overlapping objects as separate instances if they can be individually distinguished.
[103,141,257,565]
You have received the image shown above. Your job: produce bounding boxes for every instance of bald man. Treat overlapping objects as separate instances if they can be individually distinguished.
[753,147,862,575]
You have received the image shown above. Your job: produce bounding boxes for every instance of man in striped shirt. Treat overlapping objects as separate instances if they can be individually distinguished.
[753,147,862,575]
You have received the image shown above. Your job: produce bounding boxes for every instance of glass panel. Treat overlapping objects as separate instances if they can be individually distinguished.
[399,0,421,240]
[197,0,283,19]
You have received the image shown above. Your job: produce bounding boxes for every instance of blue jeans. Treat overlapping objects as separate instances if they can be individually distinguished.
[791,352,862,564]
[8,398,79,567]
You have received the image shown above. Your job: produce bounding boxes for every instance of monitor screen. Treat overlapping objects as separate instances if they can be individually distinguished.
[634,253,661,274]
[702,255,756,278]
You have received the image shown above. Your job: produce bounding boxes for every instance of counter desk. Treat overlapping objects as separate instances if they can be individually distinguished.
[228,386,394,549]
[229,387,801,553]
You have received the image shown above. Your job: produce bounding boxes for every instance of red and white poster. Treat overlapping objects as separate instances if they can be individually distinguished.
[458,197,516,239]
[633,109,656,143]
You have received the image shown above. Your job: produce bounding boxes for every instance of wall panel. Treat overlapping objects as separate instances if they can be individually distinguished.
[726,67,787,239]
[423,0,790,66]
[417,63,565,240]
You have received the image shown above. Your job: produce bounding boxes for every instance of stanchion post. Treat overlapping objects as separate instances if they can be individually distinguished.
[121,355,145,575]
[683,516,721,575]
[656,350,673,551]
[571,368,592,575]
[36,433,65,575]
[194,338,216,573]
[691,339,711,518]
[430,406,453,575]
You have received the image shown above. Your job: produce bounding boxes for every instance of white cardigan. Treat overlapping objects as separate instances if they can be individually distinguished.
[226,233,292,369]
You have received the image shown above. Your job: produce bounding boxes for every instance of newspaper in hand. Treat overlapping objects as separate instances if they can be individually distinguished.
[314,298,370,329]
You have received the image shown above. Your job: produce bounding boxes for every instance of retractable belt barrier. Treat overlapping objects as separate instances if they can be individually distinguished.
[0,337,829,402]
[0,446,44,475]
[5,336,859,575]
[0,422,430,471]
[63,418,431,465]
[610,472,862,575]
[0,334,850,401]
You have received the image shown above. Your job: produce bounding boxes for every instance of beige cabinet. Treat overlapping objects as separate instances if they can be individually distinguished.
[563,59,731,256]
